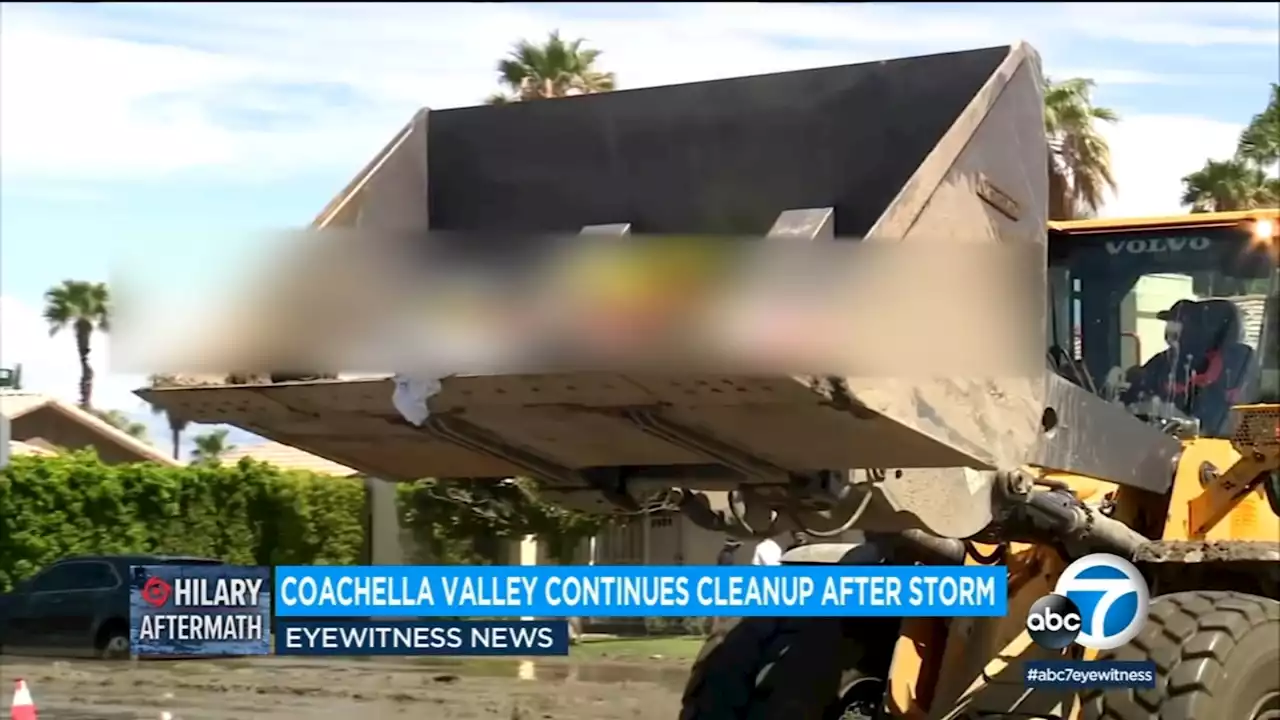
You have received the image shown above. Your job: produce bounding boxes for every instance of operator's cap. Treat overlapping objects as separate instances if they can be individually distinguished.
[1156,299,1195,321]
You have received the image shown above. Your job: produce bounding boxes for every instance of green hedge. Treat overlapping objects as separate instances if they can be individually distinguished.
[0,451,609,591]
[0,451,366,589]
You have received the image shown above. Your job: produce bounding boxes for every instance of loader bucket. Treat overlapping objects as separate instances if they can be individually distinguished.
[139,43,1055,513]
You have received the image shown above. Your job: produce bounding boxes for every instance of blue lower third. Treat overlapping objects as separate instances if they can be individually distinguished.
[272,565,1008,617]
[1023,661,1157,689]
[275,620,571,656]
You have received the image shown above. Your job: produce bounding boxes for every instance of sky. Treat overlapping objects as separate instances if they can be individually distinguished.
[1,2,1277,458]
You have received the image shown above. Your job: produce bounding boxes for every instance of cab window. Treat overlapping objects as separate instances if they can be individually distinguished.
[1048,220,1277,437]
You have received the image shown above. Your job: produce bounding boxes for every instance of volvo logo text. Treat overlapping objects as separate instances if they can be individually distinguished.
[1106,236,1211,255]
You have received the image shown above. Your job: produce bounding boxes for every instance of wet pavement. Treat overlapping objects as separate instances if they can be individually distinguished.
[1,654,691,719]
[426,657,690,689]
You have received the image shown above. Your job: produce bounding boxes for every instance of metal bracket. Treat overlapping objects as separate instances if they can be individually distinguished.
[1188,446,1278,536]
[766,207,835,240]
[580,223,632,237]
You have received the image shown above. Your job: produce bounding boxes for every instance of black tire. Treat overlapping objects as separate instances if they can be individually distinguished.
[96,620,131,660]
[680,617,892,720]
[1083,590,1280,720]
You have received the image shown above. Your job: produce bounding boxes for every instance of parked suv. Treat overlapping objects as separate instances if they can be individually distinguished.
[0,554,224,658]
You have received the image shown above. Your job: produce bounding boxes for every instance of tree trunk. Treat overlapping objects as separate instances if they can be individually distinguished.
[170,426,181,460]
[1048,156,1075,221]
[75,320,94,410]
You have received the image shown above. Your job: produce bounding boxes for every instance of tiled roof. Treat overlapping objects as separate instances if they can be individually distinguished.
[220,441,360,476]
[0,391,177,466]
[0,392,52,418]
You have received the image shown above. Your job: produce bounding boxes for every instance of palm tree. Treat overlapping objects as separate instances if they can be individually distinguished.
[1044,78,1120,220]
[486,31,616,105]
[147,374,189,461]
[91,408,148,441]
[1180,159,1277,212]
[1180,85,1280,212]
[43,280,111,410]
[191,428,235,466]
[1237,83,1279,167]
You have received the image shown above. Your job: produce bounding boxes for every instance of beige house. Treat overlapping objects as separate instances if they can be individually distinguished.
[0,391,177,466]
[221,441,363,477]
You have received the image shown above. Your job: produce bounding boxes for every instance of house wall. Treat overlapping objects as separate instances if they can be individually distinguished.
[11,408,149,465]
[595,516,648,565]
[364,476,408,566]
[593,510,867,567]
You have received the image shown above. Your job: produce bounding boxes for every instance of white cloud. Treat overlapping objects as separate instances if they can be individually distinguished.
[1099,114,1244,217]
[1056,2,1280,46]
[0,25,249,179]
[5,2,1269,186]
[1053,68,1202,86]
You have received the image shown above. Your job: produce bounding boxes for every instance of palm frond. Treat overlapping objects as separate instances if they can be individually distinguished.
[485,31,615,104]
[1044,77,1119,220]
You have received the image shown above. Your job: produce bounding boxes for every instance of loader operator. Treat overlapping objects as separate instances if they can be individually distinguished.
[1120,298,1255,433]
[1119,299,1194,410]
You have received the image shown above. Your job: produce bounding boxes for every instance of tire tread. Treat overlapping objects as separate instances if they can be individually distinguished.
[1083,590,1280,720]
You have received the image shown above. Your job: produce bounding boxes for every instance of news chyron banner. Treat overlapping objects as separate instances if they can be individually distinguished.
[271,565,1007,655]
[131,564,1007,657]
[129,565,271,657]
[273,566,1007,619]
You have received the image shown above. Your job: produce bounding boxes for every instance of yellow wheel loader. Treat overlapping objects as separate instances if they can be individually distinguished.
[140,42,1280,720]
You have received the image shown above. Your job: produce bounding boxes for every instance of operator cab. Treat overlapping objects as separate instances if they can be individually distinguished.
[1048,210,1279,437]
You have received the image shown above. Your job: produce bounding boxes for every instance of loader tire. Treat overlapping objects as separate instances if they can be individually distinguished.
[680,616,890,720]
[1082,590,1280,720]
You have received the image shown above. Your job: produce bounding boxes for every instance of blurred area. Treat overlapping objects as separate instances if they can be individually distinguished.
[110,230,1043,381]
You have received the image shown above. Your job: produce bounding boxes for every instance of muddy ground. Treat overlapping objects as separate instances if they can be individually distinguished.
[0,655,692,719]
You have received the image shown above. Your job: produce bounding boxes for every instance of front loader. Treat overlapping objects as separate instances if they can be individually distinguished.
[138,42,1280,720]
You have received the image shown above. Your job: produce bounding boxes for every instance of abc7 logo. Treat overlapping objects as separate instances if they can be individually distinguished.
[1026,594,1085,649]
[1027,553,1150,651]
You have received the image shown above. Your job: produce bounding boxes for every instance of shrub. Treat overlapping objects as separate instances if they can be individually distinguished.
[0,451,609,590]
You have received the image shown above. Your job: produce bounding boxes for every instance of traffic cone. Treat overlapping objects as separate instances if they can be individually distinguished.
[10,679,36,720]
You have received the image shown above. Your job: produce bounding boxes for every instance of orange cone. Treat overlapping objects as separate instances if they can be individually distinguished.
[10,679,36,720]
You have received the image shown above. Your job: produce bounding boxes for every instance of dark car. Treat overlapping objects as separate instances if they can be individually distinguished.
[0,554,223,659]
